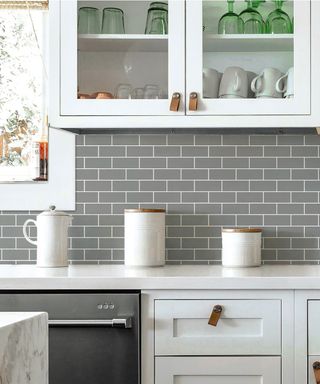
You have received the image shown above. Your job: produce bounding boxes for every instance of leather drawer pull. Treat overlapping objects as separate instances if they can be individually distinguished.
[170,92,181,112]
[208,305,223,327]
[313,361,320,384]
[189,92,198,111]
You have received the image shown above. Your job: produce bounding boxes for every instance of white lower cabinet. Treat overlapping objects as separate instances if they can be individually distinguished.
[155,356,281,384]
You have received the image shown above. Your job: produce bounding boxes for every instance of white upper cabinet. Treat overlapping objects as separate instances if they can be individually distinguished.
[50,0,320,128]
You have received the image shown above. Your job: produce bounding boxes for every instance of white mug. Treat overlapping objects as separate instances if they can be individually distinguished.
[251,67,284,98]
[219,66,248,99]
[203,68,222,99]
[276,67,294,98]
[247,71,257,98]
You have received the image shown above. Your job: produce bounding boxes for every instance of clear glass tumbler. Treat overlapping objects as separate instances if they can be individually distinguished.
[144,85,161,99]
[145,8,168,34]
[131,88,145,99]
[115,84,132,99]
[101,7,125,34]
[266,0,292,34]
[78,7,100,34]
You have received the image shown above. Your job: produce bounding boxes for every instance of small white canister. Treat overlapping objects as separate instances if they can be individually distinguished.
[222,227,262,268]
[125,209,165,267]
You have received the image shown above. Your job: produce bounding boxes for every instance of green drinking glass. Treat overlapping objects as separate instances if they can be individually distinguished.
[239,0,264,34]
[101,8,125,34]
[78,7,100,34]
[218,0,244,34]
[145,8,168,34]
[266,0,292,34]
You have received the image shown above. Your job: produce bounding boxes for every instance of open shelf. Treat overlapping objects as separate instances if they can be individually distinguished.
[203,34,293,52]
[78,34,168,52]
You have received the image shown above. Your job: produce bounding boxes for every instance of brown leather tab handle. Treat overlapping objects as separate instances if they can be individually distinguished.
[208,305,223,327]
[170,92,181,112]
[189,92,198,111]
[313,362,320,384]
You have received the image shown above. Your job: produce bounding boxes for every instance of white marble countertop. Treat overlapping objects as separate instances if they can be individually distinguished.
[0,264,320,289]
[0,312,45,328]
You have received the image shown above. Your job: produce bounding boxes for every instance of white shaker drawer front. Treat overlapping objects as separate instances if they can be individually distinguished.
[155,356,281,384]
[309,301,320,355]
[309,356,320,384]
[155,299,281,355]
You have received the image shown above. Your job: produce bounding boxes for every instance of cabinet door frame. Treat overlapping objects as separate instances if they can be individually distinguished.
[155,356,281,384]
[59,0,185,117]
[186,0,311,116]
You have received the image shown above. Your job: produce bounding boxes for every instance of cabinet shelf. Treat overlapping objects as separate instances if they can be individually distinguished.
[204,34,294,52]
[78,34,168,52]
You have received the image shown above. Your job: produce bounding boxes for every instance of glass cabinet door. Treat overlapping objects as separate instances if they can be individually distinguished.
[186,0,310,116]
[60,0,185,116]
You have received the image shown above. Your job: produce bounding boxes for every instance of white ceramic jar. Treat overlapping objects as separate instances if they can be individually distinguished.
[222,228,262,268]
[23,206,73,267]
[125,209,165,267]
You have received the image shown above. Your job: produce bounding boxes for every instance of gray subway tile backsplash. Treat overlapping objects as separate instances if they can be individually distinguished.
[1,134,320,265]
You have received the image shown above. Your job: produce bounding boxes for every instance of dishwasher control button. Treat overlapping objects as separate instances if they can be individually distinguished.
[97,304,103,310]
[108,303,115,310]
[103,304,109,309]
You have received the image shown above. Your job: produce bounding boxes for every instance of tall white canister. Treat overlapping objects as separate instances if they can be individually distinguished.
[125,209,165,267]
[222,227,262,268]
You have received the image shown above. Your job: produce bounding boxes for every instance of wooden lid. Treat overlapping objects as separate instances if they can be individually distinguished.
[222,227,262,233]
[125,209,165,213]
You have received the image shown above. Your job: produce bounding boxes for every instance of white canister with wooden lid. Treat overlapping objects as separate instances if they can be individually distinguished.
[222,227,262,268]
[125,209,165,267]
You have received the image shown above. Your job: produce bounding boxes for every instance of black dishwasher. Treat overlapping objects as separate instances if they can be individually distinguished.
[0,291,140,384]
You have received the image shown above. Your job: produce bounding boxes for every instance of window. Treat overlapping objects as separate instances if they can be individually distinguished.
[0,1,48,182]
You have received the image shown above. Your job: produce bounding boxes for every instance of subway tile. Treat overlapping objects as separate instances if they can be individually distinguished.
[166,215,181,225]
[99,215,124,226]
[278,204,304,214]
[277,158,304,168]
[210,192,235,202]
[155,169,180,179]
[223,181,249,191]
[100,238,124,248]
[292,169,318,179]
[72,238,98,249]
[264,146,290,157]
[278,181,304,191]
[127,169,153,180]
[113,227,124,237]
[195,181,221,191]
[195,204,221,214]
[166,238,181,248]
[113,181,139,191]
[305,250,320,260]
[86,158,111,168]
[72,215,98,226]
[140,135,166,145]
[113,135,139,145]
[86,135,111,145]
[2,227,22,237]
[292,146,318,157]
[264,215,290,226]
[305,227,320,237]
[77,146,98,157]
[167,250,194,260]
[237,169,263,180]
[195,135,221,145]
[99,146,125,157]
[292,192,318,203]
[250,204,276,214]
[305,204,320,214]
[154,192,180,203]
[0,239,16,248]
[264,238,290,248]
[85,181,111,191]
[292,215,318,225]
[250,158,276,168]
[237,192,263,202]
[99,192,126,203]
[250,135,276,145]
[140,181,166,191]
[278,250,304,260]
[210,169,235,180]
[182,169,208,179]
[3,250,29,260]
[140,157,166,168]
[264,170,290,180]
[76,158,84,168]
[154,146,180,157]
[195,227,216,238]
[167,227,194,237]
[128,192,153,203]
[181,192,207,203]
[264,192,290,203]
[0,215,15,225]
[195,250,221,260]
[168,181,194,191]
[277,135,304,145]
[305,158,320,168]
[237,146,263,157]
[250,181,277,191]
[182,146,208,157]
[85,227,111,238]
[76,192,98,203]
[209,146,235,157]
[261,249,277,260]
[305,181,320,191]
[209,215,236,226]
[223,158,249,168]
[99,169,125,180]
[113,158,139,168]
[182,215,208,226]
[277,226,304,237]
[168,135,194,145]
[85,250,111,260]
[165,204,194,214]
[292,238,318,248]
[195,158,221,168]
[85,204,111,214]
[223,135,249,145]
[127,146,153,157]
[182,238,208,249]
[168,158,194,168]
[237,215,263,226]
[77,169,98,180]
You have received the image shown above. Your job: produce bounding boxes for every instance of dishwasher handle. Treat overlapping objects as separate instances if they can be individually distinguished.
[48,318,132,329]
